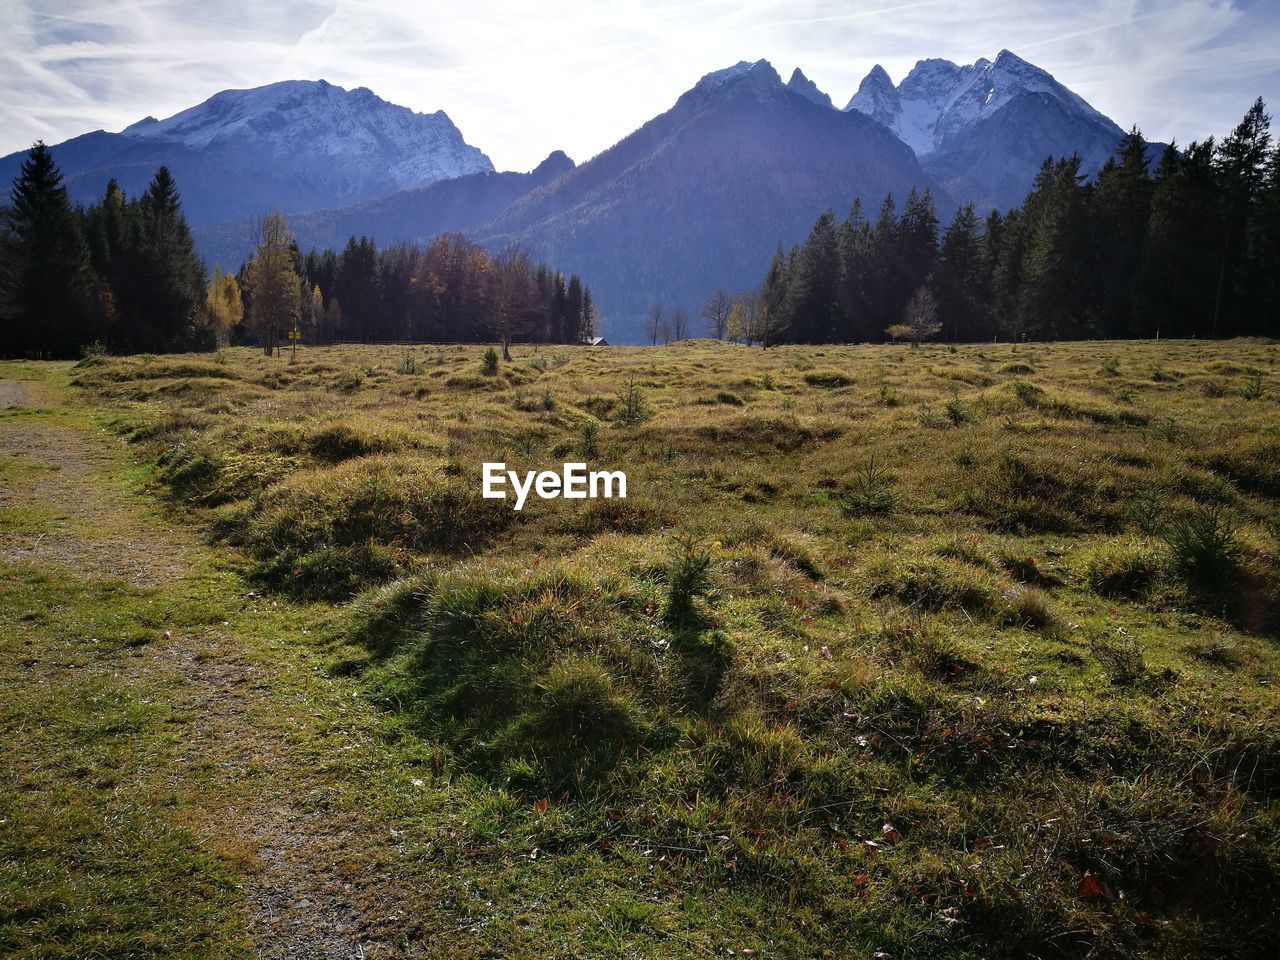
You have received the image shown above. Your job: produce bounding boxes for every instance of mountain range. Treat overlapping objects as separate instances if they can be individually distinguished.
[1,53,1144,342]
[845,49,1130,209]
[0,80,493,224]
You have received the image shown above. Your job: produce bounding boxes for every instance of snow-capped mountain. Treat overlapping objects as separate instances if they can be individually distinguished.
[0,79,493,225]
[846,50,1128,208]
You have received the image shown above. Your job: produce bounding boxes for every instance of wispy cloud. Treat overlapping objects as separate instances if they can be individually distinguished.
[1,0,1276,170]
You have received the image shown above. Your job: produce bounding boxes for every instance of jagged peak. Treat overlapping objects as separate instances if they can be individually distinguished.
[845,63,901,116]
[693,59,783,96]
[786,68,833,108]
[993,48,1030,67]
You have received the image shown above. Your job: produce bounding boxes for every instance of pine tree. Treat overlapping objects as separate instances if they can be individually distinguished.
[565,274,584,343]
[0,142,99,357]
[1214,98,1273,335]
[1143,140,1222,337]
[898,188,940,304]
[580,286,595,342]
[758,247,791,347]
[837,199,874,341]
[134,166,207,350]
[932,203,985,341]
[335,236,381,341]
[1019,155,1095,339]
[1092,128,1153,338]
[864,195,902,335]
[785,211,839,342]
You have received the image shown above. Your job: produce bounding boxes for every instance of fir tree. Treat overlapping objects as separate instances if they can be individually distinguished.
[0,142,99,357]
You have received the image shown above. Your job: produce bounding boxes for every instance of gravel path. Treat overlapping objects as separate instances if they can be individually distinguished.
[1,375,415,959]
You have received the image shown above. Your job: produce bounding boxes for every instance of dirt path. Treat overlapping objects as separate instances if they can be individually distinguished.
[0,374,414,959]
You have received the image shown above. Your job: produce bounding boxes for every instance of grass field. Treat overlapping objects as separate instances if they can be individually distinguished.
[4,338,1280,958]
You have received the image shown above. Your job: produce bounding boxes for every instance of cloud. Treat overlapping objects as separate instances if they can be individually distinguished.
[1,0,1275,169]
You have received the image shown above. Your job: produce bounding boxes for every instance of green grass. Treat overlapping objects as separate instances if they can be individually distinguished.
[0,565,250,959]
[7,338,1280,957]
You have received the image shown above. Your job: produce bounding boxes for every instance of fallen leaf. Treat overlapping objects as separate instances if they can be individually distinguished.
[1078,872,1102,900]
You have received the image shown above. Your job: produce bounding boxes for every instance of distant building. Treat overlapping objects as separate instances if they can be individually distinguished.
[588,336,609,346]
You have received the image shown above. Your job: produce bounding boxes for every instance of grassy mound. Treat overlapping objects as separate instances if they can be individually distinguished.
[221,456,511,600]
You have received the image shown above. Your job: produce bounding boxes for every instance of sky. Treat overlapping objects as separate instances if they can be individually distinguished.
[2,0,1278,171]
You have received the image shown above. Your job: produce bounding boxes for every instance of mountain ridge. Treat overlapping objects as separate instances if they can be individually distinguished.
[844,50,1130,207]
[0,79,493,225]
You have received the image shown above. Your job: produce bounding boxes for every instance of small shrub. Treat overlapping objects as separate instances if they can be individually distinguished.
[578,420,599,458]
[397,353,421,375]
[667,536,715,626]
[482,346,500,376]
[838,457,899,515]
[1099,356,1120,376]
[337,369,364,391]
[614,378,650,426]
[1163,504,1240,588]
[945,398,976,425]
[715,390,745,406]
[1241,371,1265,400]
[1000,362,1034,375]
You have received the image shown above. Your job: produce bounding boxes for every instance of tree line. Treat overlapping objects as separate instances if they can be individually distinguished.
[713,98,1279,345]
[280,230,596,357]
[0,144,596,358]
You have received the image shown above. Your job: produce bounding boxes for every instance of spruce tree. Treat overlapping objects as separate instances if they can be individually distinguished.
[1143,140,1222,337]
[1214,98,1273,335]
[1093,128,1153,338]
[1,142,99,357]
[932,203,985,341]
[134,166,207,350]
[785,211,840,342]
[837,199,874,341]
[1019,155,1094,339]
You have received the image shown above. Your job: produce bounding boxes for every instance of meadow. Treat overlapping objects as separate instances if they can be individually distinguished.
[5,338,1280,959]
